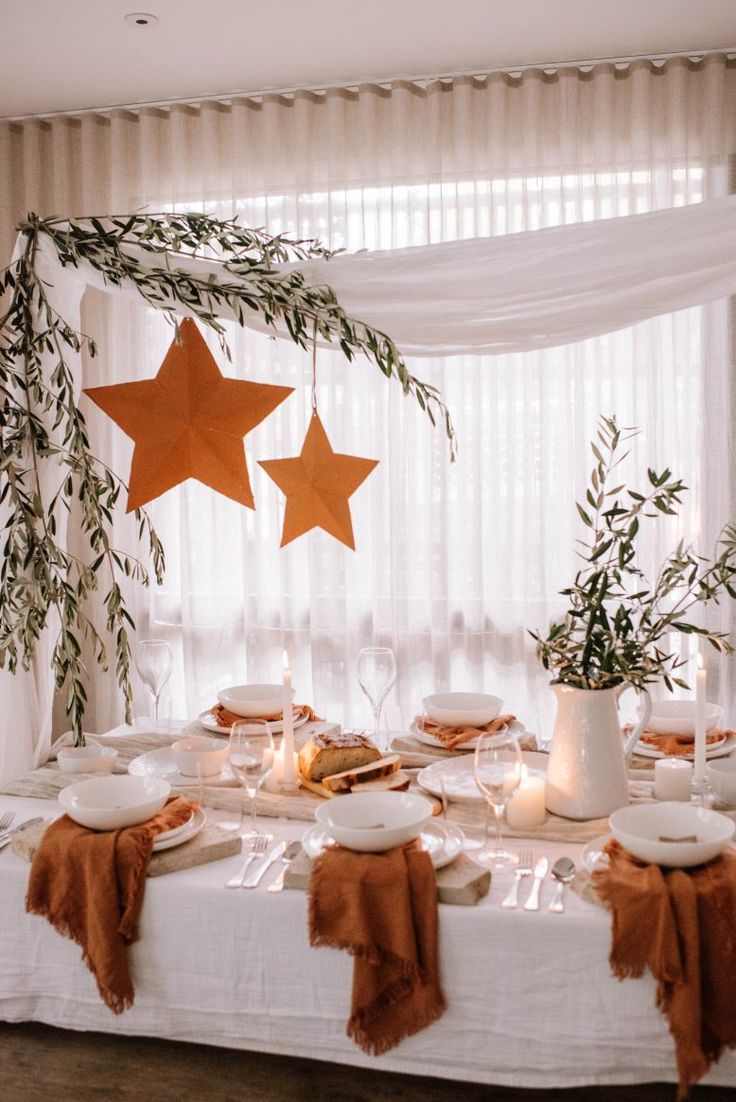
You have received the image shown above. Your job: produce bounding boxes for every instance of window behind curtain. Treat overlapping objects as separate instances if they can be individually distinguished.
[108,160,719,741]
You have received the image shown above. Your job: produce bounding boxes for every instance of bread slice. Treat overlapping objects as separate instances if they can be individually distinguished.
[298,731,380,782]
[298,775,337,799]
[299,769,410,799]
[322,753,401,793]
[349,769,410,793]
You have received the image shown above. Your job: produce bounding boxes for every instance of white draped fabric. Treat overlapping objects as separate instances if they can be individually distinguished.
[1,58,735,779]
[41,195,736,356]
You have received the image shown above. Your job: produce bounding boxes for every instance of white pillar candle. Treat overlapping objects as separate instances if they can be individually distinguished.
[654,757,693,802]
[694,654,707,787]
[506,768,547,830]
[263,744,299,793]
[281,649,297,787]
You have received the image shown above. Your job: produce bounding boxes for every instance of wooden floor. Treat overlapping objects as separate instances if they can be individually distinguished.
[2,1023,735,1102]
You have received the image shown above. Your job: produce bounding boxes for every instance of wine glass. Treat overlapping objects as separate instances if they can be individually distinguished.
[226,721,274,841]
[357,647,397,751]
[135,639,173,726]
[473,728,524,868]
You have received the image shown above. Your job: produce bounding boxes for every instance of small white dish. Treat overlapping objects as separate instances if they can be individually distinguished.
[314,791,432,853]
[198,708,310,735]
[609,802,734,868]
[128,749,239,788]
[422,692,502,728]
[57,745,118,774]
[59,775,170,831]
[640,700,722,736]
[170,735,229,777]
[152,807,207,851]
[633,732,733,761]
[417,750,548,803]
[706,757,736,806]
[217,684,295,718]
[302,819,464,869]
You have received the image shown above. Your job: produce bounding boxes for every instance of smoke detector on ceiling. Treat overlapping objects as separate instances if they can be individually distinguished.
[124,12,159,27]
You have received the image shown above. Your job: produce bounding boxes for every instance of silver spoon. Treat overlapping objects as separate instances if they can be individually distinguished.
[548,856,576,913]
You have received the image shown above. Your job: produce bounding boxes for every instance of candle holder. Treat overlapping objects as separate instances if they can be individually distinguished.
[263,749,300,794]
[690,777,713,808]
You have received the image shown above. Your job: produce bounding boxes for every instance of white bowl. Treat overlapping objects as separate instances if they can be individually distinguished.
[609,802,734,868]
[640,700,722,736]
[422,692,502,728]
[314,791,433,853]
[707,758,736,806]
[217,683,294,718]
[170,735,229,777]
[57,745,118,774]
[59,775,171,831]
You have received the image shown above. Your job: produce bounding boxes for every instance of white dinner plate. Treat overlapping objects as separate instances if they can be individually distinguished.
[301,819,465,869]
[582,829,736,873]
[153,806,207,851]
[154,810,195,845]
[632,732,734,761]
[411,718,529,752]
[197,709,311,735]
[128,749,239,788]
[417,750,549,804]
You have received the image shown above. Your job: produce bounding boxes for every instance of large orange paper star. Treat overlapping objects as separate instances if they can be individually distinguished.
[84,319,293,511]
[258,412,378,549]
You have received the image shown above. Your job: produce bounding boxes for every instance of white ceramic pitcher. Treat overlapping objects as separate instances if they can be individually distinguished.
[544,682,652,821]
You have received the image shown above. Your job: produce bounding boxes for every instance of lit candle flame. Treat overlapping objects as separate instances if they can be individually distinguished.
[697,653,704,671]
[520,763,529,783]
[282,648,290,671]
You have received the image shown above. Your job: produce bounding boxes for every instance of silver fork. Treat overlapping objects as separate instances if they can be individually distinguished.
[0,812,15,835]
[501,848,535,909]
[225,833,269,889]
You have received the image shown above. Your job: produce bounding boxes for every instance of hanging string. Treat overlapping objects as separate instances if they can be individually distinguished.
[311,319,318,413]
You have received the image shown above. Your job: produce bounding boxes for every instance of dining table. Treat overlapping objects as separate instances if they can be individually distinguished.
[2,720,736,1093]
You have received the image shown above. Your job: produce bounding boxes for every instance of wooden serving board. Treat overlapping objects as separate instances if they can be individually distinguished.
[11,818,241,876]
[284,848,490,906]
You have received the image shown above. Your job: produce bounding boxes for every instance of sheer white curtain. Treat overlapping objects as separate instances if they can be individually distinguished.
[2,57,735,740]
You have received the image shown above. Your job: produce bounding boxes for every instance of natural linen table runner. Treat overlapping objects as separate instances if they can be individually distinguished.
[309,843,446,1054]
[26,795,197,1013]
[594,841,736,1099]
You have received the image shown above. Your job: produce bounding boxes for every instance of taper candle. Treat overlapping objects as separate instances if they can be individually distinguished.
[694,654,707,787]
[281,649,296,787]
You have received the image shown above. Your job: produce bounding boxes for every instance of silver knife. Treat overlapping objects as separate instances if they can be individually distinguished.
[523,856,549,912]
[243,841,286,890]
[267,840,302,893]
[0,817,44,852]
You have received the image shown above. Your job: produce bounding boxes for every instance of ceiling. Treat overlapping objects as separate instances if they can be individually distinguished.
[2,0,735,118]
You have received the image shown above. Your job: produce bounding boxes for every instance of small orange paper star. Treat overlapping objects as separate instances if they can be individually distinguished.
[84,319,293,511]
[258,412,378,549]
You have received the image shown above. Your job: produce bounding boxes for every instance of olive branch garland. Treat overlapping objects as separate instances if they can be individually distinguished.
[0,211,456,743]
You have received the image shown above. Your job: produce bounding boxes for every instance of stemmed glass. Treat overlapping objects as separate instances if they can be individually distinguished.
[225,721,274,841]
[135,639,173,726]
[473,728,523,868]
[357,647,397,752]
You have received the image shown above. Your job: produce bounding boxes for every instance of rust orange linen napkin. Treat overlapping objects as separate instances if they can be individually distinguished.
[594,840,736,1099]
[212,702,323,728]
[414,713,516,750]
[309,843,446,1054]
[25,796,197,1014]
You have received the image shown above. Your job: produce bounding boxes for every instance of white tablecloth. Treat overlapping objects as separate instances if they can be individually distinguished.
[2,790,736,1090]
